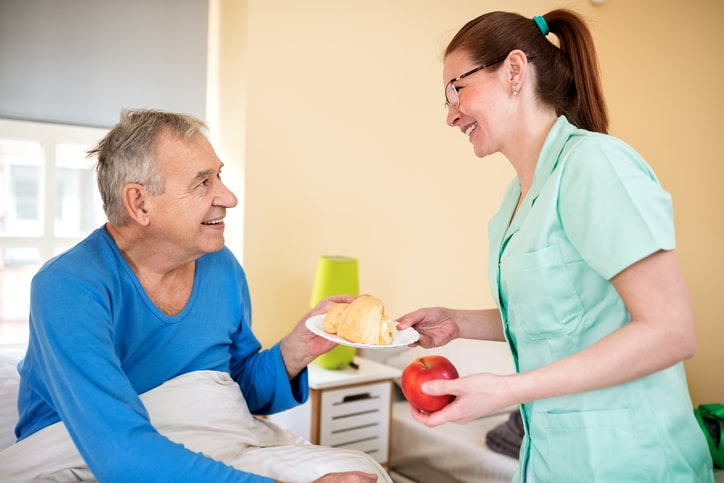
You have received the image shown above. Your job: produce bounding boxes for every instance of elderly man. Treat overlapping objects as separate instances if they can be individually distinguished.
[0,109,388,483]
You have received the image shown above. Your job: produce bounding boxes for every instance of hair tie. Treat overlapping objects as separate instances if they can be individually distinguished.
[533,15,549,36]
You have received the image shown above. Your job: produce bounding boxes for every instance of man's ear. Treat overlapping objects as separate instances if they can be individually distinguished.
[122,184,150,226]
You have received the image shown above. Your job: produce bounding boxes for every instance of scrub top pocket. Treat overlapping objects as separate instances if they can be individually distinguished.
[532,407,647,482]
[501,244,584,340]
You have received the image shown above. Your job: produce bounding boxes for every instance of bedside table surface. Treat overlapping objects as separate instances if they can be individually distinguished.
[308,356,401,389]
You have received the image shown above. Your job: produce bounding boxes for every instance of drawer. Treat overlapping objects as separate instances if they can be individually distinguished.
[318,381,391,463]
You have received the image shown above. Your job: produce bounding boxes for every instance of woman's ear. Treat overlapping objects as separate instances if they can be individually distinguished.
[122,184,151,226]
[507,49,529,96]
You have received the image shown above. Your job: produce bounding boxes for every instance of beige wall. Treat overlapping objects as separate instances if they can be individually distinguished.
[212,0,724,407]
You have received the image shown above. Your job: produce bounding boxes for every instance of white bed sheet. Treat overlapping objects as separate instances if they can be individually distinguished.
[0,370,392,483]
[390,401,519,483]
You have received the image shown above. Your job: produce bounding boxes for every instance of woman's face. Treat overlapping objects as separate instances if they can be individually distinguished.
[443,49,509,158]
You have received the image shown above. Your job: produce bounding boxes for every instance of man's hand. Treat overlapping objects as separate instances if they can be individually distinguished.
[279,295,354,379]
[312,471,379,482]
[275,472,378,483]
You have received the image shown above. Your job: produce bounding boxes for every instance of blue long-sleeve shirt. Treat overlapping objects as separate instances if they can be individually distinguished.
[15,226,308,482]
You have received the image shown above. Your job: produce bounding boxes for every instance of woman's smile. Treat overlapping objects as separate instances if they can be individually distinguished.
[464,122,478,137]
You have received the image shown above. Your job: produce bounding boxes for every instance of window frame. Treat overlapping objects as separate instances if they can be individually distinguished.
[0,118,108,346]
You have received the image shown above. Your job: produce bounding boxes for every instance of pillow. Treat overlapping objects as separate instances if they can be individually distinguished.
[0,347,24,451]
[386,338,516,377]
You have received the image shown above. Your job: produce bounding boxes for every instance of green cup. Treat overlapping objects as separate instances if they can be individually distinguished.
[311,255,358,370]
[315,344,356,370]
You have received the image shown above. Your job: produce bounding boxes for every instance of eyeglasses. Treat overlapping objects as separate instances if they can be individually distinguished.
[444,55,507,108]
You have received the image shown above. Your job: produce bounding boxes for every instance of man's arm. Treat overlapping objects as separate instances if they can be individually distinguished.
[21,270,271,483]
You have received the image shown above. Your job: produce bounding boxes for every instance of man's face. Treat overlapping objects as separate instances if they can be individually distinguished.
[146,130,238,261]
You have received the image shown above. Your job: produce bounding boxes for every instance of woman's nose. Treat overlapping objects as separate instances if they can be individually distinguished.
[446,107,460,127]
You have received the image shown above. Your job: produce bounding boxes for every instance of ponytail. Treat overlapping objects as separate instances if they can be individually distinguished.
[445,9,608,133]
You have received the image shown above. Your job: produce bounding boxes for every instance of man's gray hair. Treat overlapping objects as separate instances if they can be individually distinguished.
[88,109,208,226]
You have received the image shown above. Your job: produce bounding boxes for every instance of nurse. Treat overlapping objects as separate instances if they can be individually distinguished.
[396,9,714,482]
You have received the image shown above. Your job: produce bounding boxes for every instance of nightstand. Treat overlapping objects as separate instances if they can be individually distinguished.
[269,356,401,468]
[309,355,402,467]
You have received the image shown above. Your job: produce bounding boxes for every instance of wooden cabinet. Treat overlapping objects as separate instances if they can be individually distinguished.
[309,357,400,467]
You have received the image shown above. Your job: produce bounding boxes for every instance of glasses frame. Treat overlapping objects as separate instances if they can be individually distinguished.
[444,55,508,108]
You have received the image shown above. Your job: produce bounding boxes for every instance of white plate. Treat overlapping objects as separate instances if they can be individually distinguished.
[305,314,419,349]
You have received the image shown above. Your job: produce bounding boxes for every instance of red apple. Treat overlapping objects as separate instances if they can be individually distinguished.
[400,355,459,413]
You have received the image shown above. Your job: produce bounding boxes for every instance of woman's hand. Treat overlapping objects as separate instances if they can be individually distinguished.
[396,306,504,348]
[395,306,461,348]
[407,372,517,427]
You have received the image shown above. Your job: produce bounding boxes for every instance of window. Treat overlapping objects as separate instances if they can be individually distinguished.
[0,119,107,346]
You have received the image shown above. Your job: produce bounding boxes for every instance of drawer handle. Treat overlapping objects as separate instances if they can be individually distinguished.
[332,435,379,447]
[332,409,378,420]
[341,392,373,403]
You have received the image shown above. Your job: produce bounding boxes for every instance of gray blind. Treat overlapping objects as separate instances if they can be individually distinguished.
[0,0,208,128]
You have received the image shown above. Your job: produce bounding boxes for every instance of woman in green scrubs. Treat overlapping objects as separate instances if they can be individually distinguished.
[397,9,713,482]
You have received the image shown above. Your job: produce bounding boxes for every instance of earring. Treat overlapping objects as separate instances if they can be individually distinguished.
[512,81,519,97]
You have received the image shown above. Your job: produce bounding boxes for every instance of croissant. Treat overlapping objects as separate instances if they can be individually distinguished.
[323,295,396,345]
[323,302,349,334]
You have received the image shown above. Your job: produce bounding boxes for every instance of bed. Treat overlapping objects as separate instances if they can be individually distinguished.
[361,339,521,483]
[0,341,520,483]
[0,343,523,483]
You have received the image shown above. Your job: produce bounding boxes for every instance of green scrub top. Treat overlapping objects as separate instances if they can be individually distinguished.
[487,116,713,482]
